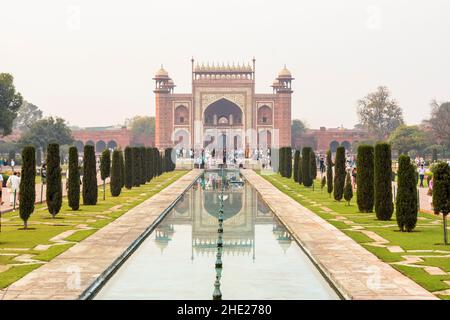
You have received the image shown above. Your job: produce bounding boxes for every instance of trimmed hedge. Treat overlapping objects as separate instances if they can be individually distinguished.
[124,146,133,189]
[302,147,312,187]
[46,143,62,216]
[333,146,346,201]
[19,146,36,228]
[356,145,374,212]
[396,155,417,232]
[110,149,122,197]
[82,144,98,205]
[374,143,393,220]
[293,150,300,182]
[326,150,333,196]
[68,146,80,210]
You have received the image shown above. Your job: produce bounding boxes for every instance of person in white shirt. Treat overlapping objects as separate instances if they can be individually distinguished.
[6,172,21,206]
[418,164,426,188]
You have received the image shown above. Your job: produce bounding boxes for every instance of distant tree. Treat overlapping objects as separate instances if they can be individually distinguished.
[423,100,450,157]
[302,147,312,187]
[46,143,62,217]
[432,148,438,163]
[13,101,43,132]
[356,145,374,212]
[110,150,122,197]
[19,117,73,154]
[396,155,418,232]
[19,146,36,229]
[357,86,404,140]
[68,146,80,210]
[126,116,155,145]
[388,125,429,155]
[82,145,98,205]
[344,171,353,205]
[333,146,346,201]
[432,162,450,245]
[326,150,333,196]
[100,149,111,200]
[310,150,317,180]
[293,150,300,182]
[291,119,308,148]
[36,147,42,166]
[124,146,133,189]
[132,147,141,187]
[0,73,23,136]
[374,143,394,220]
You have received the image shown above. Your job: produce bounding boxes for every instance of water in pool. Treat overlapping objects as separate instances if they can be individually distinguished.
[95,170,339,300]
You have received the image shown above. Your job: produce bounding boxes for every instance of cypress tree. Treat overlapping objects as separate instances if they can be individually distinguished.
[285,147,292,178]
[82,144,98,205]
[293,150,300,182]
[100,149,111,201]
[139,146,146,184]
[333,146,346,201]
[124,146,133,189]
[432,148,438,163]
[119,150,125,188]
[110,149,122,197]
[326,150,333,196]
[356,145,374,212]
[310,150,317,180]
[396,155,418,232]
[146,148,152,182]
[278,148,284,176]
[302,147,312,187]
[46,143,62,217]
[432,162,450,244]
[152,148,158,177]
[19,146,36,229]
[374,143,394,220]
[132,147,141,187]
[344,171,353,205]
[298,156,303,185]
[321,176,326,192]
[68,146,80,210]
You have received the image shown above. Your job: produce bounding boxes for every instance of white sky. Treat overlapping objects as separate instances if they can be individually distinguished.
[1,0,449,128]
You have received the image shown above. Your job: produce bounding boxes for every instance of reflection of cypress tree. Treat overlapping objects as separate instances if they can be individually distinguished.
[19,146,36,229]
[82,144,97,205]
[374,143,393,220]
[396,155,417,232]
[333,146,346,201]
[124,146,133,189]
[68,146,80,210]
[356,145,374,212]
[302,147,312,187]
[293,150,300,182]
[326,150,333,196]
[110,149,122,197]
[47,143,63,216]
[132,147,141,187]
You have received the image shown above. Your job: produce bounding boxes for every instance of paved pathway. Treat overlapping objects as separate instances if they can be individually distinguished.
[241,170,437,300]
[0,169,201,300]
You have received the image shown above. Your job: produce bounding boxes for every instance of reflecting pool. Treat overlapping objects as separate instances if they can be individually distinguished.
[95,170,339,300]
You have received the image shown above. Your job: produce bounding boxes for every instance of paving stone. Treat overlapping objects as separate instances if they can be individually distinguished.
[387,246,404,253]
[424,266,447,275]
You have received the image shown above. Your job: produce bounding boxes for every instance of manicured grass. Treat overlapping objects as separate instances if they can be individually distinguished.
[0,170,187,289]
[261,172,450,298]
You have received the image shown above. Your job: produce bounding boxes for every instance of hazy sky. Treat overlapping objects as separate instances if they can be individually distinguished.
[1,0,449,128]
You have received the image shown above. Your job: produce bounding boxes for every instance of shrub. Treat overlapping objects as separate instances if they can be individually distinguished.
[374,143,393,220]
[310,150,317,180]
[132,147,141,187]
[100,149,111,200]
[333,146,346,201]
[396,155,418,232]
[124,146,133,189]
[82,144,98,205]
[46,143,62,217]
[432,162,450,244]
[302,147,312,186]
[293,150,300,182]
[356,145,374,212]
[326,150,333,196]
[19,146,36,228]
[68,146,80,210]
[110,149,122,197]
[344,171,353,205]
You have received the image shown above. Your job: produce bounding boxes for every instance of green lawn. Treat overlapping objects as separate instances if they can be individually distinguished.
[260,172,450,299]
[0,170,187,289]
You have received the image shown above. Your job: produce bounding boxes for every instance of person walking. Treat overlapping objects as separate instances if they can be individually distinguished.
[6,171,21,208]
[319,156,325,174]
[10,159,15,171]
[418,164,426,188]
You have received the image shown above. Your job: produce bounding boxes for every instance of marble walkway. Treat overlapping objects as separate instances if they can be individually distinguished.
[0,169,201,300]
[241,169,437,300]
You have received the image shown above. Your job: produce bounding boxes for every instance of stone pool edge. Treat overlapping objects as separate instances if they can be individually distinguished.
[241,169,437,300]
